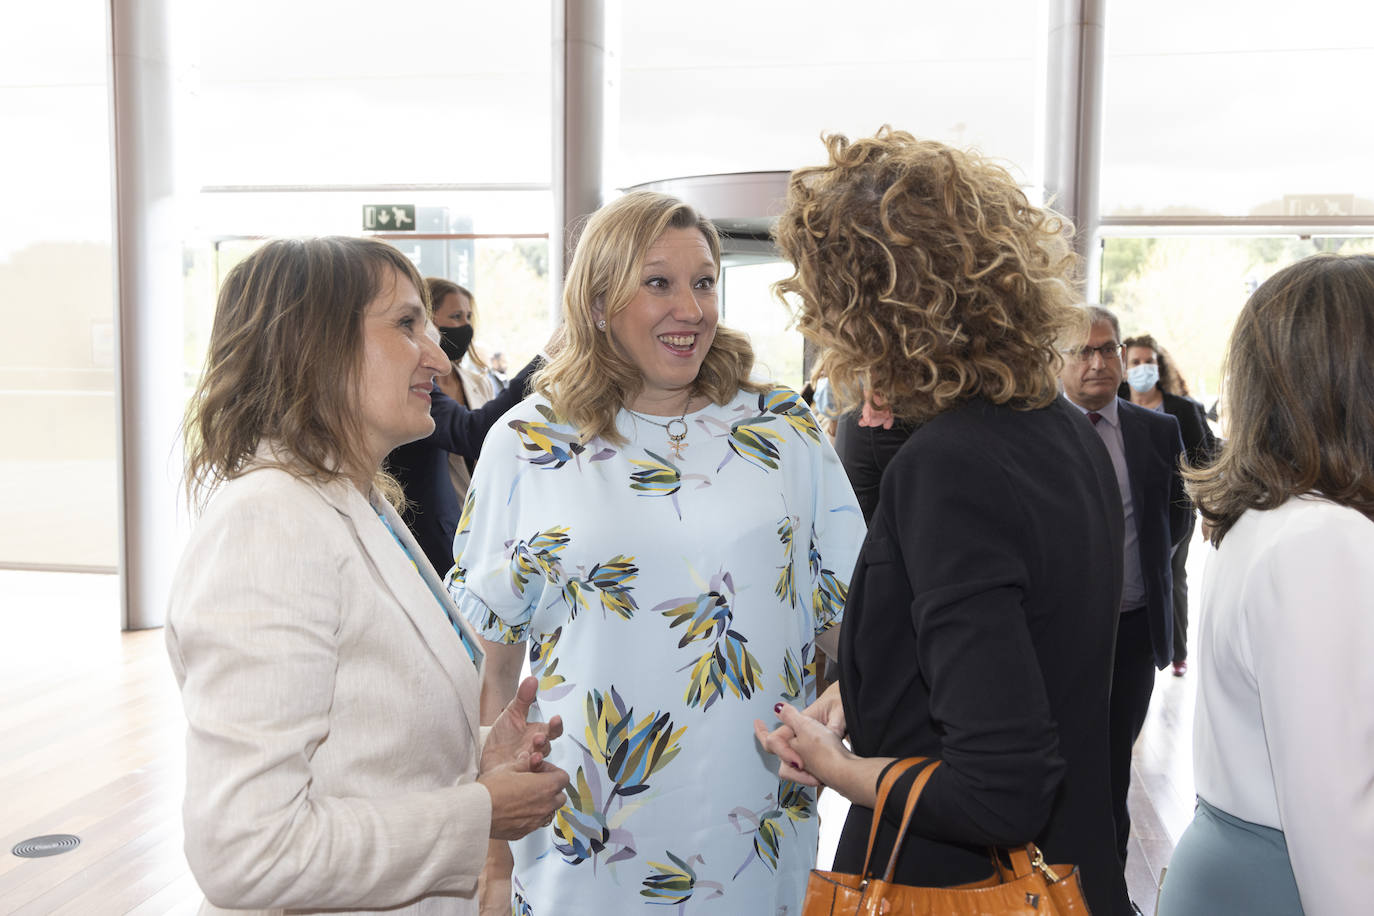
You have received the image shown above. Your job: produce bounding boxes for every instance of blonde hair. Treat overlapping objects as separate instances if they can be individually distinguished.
[424,276,488,372]
[1185,253,1374,545]
[184,237,426,509]
[536,191,763,445]
[773,127,1081,422]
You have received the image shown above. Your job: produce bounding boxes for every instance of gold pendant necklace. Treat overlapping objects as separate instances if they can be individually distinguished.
[627,394,694,459]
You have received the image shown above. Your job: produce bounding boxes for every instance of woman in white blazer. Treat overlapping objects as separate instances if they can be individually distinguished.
[1156,253,1374,916]
[167,236,569,915]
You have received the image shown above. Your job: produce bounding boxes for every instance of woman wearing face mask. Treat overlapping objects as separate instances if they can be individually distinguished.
[386,280,548,577]
[1120,335,1217,676]
[431,279,495,500]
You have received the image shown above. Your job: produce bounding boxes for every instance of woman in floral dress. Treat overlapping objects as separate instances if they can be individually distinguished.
[449,191,863,915]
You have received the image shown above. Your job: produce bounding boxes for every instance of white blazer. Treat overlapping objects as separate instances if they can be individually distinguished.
[166,462,492,915]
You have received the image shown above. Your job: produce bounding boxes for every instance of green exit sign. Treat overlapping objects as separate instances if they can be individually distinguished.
[363,204,416,231]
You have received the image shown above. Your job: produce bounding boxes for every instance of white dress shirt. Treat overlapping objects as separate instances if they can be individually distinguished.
[1192,495,1374,915]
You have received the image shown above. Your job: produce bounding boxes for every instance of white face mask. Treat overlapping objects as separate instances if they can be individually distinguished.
[1126,362,1160,393]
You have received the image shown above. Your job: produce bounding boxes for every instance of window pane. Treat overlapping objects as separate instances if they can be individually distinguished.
[1102,3,1374,217]
[185,189,553,382]
[0,2,117,569]
[1099,235,1374,412]
[722,260,804,391]
[617,1,1045,189]
[199,1,552,186]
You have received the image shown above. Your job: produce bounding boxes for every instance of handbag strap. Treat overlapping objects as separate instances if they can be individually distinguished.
[863,758,1060,889]
[857,757,941,883]
[989,844,1037,880]
[880,759,943,883]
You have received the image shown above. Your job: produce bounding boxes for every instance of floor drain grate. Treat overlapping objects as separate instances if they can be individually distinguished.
[12,834,82,858]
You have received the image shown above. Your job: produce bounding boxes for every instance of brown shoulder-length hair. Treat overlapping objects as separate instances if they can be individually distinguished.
[183,236,428,509]
[425,276,488,372]
[1122,333,1189,396]
[773,127,1082,422]
[1185,253,1374,545]
[536,190,764,445]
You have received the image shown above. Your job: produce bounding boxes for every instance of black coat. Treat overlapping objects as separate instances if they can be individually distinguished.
[386,357,539,576]
[1117,384,1218,470]
[833,410,921,525]
[1116,398,1190,668]
[835,396,1131,915]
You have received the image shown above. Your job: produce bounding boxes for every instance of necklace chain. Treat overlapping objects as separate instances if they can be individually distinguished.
[626,393,694,459]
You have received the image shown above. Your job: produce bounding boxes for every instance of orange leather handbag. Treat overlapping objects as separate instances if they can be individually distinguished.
[803,758,1091,915]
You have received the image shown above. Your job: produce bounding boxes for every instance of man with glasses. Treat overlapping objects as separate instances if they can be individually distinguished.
[1060,306,1188,910]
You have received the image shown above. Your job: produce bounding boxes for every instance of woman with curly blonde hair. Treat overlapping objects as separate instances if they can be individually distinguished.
[757,128,1134,914]
[450,191,864,914]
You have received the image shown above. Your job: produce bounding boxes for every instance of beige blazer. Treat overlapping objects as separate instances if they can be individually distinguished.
[166,463,492,915]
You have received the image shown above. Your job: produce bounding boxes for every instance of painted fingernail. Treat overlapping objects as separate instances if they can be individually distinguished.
[774,702,784,715]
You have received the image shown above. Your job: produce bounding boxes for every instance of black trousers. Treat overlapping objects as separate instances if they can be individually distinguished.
[1109,607,1158,865]
[1171,515,1196,663]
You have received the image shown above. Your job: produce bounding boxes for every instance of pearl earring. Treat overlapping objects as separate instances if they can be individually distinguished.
[596,319,607,330]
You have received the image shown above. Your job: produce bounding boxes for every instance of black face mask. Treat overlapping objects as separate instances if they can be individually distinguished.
[438,324,474,363]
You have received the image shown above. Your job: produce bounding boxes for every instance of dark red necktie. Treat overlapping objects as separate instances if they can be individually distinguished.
[1087,411,1103,426]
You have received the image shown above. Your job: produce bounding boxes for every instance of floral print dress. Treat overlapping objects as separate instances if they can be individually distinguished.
[449,386,864,915]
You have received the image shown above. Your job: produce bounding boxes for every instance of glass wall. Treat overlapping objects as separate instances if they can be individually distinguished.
[186,1,557,388]
[617,1,1047,190]
[197,1,551,187]
[722,260,805,390]
[617,1,1050,392]
[1101,2,1374,218]
[0,1,117,569]
[1099,234,1374,421]
[8,0,1374,577]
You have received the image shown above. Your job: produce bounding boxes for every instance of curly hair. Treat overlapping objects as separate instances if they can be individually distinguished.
[1185,254,1374,545]
[184,237,427,509]
[1122,333,1189,396]
[773,127,1082,422]
[536,191,763,445]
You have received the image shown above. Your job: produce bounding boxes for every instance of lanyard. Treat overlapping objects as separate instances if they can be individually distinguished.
[374,507,483,668]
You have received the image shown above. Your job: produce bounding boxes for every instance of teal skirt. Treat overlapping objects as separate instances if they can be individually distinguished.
[1157,796,1304,915]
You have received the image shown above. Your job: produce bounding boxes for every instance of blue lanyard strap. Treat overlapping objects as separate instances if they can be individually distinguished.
[374,507,483,668]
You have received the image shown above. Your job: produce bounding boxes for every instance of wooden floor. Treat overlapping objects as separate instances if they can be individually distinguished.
[0,571,196,916]
[0,556,1203,914]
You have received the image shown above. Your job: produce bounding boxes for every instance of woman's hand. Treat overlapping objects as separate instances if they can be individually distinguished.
[859,391,894,429]
[479,760,569,840]
[753,682,848,772]
[482,676,563,772]
[753,683,848,786]
[755,703,891,808]
[479,676,571,840]
[755,701,851,789]
[807,680,848,738]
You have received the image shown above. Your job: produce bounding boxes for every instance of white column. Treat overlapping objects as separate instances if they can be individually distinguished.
[1044,0,1107,298]
[550,0,607,319]
[109,0,192,629]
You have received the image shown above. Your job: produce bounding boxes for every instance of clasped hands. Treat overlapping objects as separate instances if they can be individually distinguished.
[753,681,853,789]
[479,676,571,840]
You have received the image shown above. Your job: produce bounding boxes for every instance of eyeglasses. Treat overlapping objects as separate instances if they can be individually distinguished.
[1063,342,1121,362]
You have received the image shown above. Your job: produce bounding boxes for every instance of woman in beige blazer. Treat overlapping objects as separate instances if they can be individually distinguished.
[167,236,569,915]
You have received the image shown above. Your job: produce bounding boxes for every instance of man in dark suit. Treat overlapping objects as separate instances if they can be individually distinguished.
[1060,306,1188,883]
